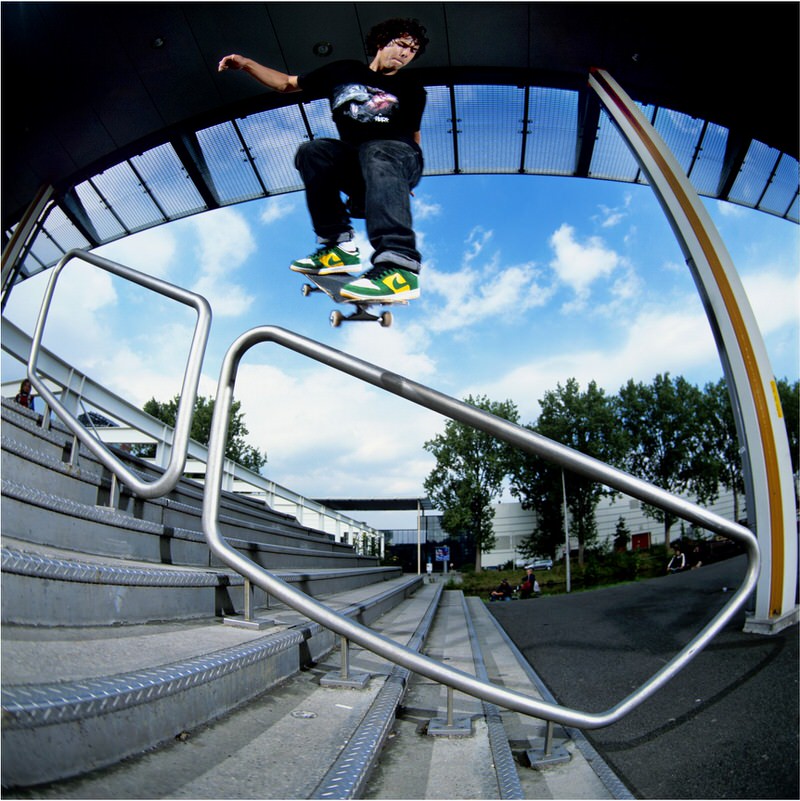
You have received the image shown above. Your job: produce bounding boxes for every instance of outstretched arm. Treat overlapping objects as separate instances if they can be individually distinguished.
[218,54,300,94]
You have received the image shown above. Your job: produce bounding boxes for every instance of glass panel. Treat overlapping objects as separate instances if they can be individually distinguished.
[91,161,165,232]
[730,140,780,206]
[196,120,264,204]
[41,206,91,252]
[654,108,705,177]
[589,106,649,182]
[524,87,578,175]
[784,191,799,224]
[131,144,206,219]
[420,85,456,175]
[303,97,339,140]
[455,85,525,173]
[757,152,798,218]
[73,181,126,240]
[238,105,309,194]
[688,122,727,196]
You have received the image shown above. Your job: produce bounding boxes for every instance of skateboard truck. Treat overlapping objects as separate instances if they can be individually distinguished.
[300,279,398,328]
[329,306,393,328]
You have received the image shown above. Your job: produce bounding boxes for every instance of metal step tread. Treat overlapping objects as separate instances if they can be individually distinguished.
[1,574,421,686]
[1,536,396,589]
[2,582,442,798]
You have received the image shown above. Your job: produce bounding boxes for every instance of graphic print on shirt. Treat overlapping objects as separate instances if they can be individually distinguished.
[332,83,399,124]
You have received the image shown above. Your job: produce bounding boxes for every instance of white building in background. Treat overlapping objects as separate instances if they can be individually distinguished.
[483,489,743,569]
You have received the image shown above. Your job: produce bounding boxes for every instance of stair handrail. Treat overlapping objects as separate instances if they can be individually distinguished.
[26,249,212,498]
[201,325,760,730]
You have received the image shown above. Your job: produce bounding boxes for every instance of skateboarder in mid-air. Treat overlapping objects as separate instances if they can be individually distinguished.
[219,18,429,303]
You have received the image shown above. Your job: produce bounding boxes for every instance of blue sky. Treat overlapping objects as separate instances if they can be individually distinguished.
[4,174,798,529]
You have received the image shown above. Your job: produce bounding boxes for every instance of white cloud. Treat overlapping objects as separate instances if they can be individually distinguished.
[420,227,556,333]
[3,260,118,375]
[464,227,493,264]
[596,193,632,228]
[188,209,256,317]
[259,196,298,225]
[423,260,553,333]
[352,231,375,263]
[413,194,442,221]
[231,359,442,500]
[548,223,622,310]
[741,268,800,336]
[473,294,721,420]
[339,321,438,383]
[97,323,207,408]
[96,225,178,280]
[715,200,746,219]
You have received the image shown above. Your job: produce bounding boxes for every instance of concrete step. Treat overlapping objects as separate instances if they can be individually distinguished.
[363,591,623,800]
[1,573,426,789]
[1,536,402,626]
[1,476,371,571]
[2,577,629,799]
[1,398,366,558]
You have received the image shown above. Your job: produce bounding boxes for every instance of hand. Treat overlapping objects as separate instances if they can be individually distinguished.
[218,54,246,72]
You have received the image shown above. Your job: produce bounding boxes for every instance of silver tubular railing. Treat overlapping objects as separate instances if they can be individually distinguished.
[202,325,760,729]
[27,249,212,499]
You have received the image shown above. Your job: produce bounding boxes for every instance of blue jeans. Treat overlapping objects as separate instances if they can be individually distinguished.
[295,138,423,271]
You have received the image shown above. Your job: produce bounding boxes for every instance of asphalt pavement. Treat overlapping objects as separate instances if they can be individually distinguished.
[489,555,799,800]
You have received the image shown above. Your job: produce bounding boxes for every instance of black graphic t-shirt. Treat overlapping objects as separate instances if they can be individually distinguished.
[298,60,426,148]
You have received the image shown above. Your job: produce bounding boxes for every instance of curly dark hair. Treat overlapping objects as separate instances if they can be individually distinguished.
[365,18,429,59]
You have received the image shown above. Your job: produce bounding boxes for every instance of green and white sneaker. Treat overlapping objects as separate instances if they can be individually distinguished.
[290,243,361,275]
[340,265,420,302]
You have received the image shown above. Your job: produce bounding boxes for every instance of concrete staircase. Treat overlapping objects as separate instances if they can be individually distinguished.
[1,397,626,799]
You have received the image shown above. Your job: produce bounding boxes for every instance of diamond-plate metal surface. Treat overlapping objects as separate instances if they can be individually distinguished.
[310,585,443,800]
[2,628,305,729]
[312,673,407,800]
[2,435,89,479]
[1,402,77,451]
[1,547,233,587]
[463,595,524,800]
[2,478,162,535]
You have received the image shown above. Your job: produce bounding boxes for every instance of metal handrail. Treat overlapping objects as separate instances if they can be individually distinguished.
[26,249,212,499]
[201,325,760,729]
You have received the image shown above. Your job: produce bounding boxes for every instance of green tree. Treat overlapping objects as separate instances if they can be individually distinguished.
[142,394,267,473]
[775,378,799,476]
[510,455,564,565]
[613,516,631,551]
[510,378,627,565]
[616,373,718,547]
[423,395,519,572]
[703,378,746,522]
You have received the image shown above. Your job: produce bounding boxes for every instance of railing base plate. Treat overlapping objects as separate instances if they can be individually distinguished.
[527,741,571,769]
[320,671,371,689]
[223,616,279,630]
[428,716,473,737]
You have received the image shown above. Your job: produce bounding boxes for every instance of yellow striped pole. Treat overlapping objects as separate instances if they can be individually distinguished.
[589,68,797,631]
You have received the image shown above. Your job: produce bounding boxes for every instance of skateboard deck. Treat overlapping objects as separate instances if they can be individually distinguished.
[299,272,404,328]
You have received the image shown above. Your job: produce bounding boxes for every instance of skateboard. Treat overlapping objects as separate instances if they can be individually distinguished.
[299,273,404,328]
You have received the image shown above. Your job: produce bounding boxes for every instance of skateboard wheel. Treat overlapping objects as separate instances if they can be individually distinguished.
[302,284,312,297]
[380,311,393,328]
[330,310,343,327]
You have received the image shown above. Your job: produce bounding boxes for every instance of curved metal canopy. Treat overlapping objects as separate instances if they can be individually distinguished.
[2,2,798,285]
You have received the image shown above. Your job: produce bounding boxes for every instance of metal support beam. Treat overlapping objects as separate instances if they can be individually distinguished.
[589,67,797,630]
[574,88,601,178]
[172,132,221,210]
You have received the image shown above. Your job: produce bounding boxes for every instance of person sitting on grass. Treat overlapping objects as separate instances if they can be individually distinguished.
[489,578,513,602]
[667,544,686,573]
[518,568,541,599]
